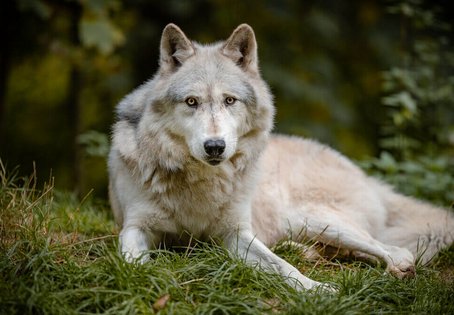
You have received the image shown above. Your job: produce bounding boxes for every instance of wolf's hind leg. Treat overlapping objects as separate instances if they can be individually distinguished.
[288,206,416,278]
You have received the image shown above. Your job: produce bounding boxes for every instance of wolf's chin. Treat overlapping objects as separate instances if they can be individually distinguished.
[190,154,225,167]
[207,159,222,166]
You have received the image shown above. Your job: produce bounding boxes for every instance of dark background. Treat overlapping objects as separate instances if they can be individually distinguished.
[1,0,453,200]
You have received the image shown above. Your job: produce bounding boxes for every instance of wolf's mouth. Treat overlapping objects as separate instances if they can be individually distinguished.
[207,159,222,166]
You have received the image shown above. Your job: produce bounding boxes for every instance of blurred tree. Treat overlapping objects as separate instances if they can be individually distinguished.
[1,0,125,196]
[0,1,20,148]
[66,1,82,195]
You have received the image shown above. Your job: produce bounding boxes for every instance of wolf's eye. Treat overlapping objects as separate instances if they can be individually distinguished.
[225,97,236,106]
[185,97,198,107]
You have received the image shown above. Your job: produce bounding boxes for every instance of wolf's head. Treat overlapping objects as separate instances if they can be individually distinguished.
[120,24,274,171]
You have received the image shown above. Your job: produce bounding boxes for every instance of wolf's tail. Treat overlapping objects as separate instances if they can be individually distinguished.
[373,180,454,265]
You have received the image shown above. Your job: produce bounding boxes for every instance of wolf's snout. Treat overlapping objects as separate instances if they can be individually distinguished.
[204,139,226,157]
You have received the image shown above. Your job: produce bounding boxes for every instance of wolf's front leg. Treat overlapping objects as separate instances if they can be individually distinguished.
[119,226,158,264]
[224,230,327,291]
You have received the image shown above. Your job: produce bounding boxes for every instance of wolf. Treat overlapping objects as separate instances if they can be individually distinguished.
[108,23,454,291]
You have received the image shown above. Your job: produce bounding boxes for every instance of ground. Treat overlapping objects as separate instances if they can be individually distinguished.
[1,168,453,314]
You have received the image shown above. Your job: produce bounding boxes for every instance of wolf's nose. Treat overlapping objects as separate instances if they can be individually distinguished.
[204,139,226,156]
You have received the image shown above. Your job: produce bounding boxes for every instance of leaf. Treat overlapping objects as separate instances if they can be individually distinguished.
[374,151,398,173]
[18,0,52,19]
[152,294,171,312]
[383,91,417,113]
[80,16,124,54]
[400,161,422,174]
[77,130,109,157]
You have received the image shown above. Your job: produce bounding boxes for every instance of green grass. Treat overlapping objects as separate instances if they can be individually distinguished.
[1,166,453,314]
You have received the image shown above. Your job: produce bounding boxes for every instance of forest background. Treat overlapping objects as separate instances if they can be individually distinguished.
[1,0,453,206]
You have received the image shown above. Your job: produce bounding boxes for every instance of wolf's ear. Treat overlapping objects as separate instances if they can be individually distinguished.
[160,24,195,72]
[222,24,258,73]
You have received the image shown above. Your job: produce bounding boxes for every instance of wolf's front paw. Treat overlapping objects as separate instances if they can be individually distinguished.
[119,227,151,264]
[289,275,338,293]
[313,282,339,293]
[122,250,150,264]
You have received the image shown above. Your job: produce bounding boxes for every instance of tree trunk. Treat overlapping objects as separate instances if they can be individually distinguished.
[67,3,83,195]
[0,1,16,145]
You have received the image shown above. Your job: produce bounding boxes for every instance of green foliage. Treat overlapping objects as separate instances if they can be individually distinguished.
[360,152,454,205]
[1,164,454,314]
[362,0,454,207]
[379,0,454,156]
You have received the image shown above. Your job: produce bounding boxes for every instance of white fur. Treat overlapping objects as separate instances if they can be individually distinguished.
[108,24,454,291]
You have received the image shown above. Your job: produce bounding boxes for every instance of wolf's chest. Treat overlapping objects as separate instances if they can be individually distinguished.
[147,165,236,235]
